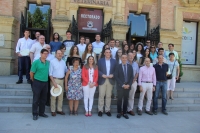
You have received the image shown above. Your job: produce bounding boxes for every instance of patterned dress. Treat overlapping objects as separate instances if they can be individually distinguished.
[67,68,83,100]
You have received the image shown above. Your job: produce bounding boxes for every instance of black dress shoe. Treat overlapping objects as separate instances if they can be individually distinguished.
[162,110,168,115]
[137,109,142,115]
[16,80,23,84]
[27,80,31,84]
[153,110,157,115]
[33,115,38,120]
[145,110,153,115]
[45,102,50,106]
[98,111,103,117]
[39,114,48,118]
[105,111,112,117]
[117,113,121,118]
[123,114,129,119]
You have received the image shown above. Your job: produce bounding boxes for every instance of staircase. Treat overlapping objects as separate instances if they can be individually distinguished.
[0,77,200,113]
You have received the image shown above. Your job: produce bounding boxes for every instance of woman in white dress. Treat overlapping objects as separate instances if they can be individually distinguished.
[82,43,97,64]
[135,42,144,62]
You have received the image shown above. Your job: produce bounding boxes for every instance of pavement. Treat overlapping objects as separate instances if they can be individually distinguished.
[0,112,200,133]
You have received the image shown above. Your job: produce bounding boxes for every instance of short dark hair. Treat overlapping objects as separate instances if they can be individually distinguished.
[55,49,62,54]
[40,49,49,54]
[95,33,101,37]
[66,30,71,34]
[122,53,128,56]
[80,36,85,40]
[104,48,111,53]
[158,48,164,52]
[168,43,174,47]
[85,37,90,40]
[72,58,80,64]
[109,38,115,42]
[24,29,30,32]
[169,53,175,57]
[60,45,66,50]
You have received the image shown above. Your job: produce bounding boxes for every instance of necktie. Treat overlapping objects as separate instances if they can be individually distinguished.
[124,64,127,83]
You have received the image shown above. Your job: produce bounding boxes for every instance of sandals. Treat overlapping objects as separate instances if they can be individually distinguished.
[74,111,78,116]
[69,111,73,116]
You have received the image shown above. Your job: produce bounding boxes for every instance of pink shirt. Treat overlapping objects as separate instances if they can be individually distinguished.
[138,65,156,86]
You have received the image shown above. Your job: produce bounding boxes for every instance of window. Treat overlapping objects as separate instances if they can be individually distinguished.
[127,13,147,37]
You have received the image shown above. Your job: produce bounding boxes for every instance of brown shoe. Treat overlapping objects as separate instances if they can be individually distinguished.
[145,110,153,115]
[137,109,142,115]
[51,112,56,116]
[57,111,65,115]
[127,111,135,116]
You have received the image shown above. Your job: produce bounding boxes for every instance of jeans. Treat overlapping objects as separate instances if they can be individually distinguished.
[18,56,31,81]
[153,81,167,111]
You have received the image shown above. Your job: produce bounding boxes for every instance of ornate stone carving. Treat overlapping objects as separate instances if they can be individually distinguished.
[179,0,200,7]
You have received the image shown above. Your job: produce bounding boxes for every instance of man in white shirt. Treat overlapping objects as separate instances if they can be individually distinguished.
[92,33,105,55]
[49,50,67,116]
[77,36,86,58]
[31,31,40,45]
[16,29,33,84]
[85,37,90,45]
[165,43,179,60]
[30,35,47,63]
[109,39,118,59]
[144,39,151,50]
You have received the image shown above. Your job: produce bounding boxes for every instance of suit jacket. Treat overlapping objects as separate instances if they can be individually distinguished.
[97,58,117,85]
[115,63,133,90]
[82,66,98,86]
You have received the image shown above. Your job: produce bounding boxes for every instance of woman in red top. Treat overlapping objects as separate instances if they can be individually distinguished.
[82,56,98,117]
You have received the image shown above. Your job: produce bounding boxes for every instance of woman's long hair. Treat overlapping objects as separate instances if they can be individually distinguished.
[84,56,97,69]
[82,43,93,61]
[135,42,144,55]
[69,45,79,57]
[122,44,129,54]
[100,44,109,58]
[52,32,60,41]
[115,49,122,62]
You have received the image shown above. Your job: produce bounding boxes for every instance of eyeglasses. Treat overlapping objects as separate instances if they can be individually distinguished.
[151,47,155,48]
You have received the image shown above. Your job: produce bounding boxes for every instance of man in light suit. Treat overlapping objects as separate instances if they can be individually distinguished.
[115,54,133,119]
[97,48,117,117]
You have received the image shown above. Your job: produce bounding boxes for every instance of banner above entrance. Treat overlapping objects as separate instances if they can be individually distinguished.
[71,0,112,6]
[78,8,103,33]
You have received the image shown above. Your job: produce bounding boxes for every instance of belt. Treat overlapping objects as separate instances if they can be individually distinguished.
[157,80,167,82]
[53,77,64,80]
[142,81,152,83]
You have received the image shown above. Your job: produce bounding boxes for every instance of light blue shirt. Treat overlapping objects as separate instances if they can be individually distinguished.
[128,61,139,77]
[165,50,179,60]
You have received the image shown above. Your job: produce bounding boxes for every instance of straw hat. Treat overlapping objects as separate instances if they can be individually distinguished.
[50,84,62,97]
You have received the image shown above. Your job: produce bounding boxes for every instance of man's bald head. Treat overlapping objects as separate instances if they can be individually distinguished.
[144,57,151,67]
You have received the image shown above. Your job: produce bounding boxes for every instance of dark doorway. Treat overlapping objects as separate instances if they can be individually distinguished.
[79,32,96,43]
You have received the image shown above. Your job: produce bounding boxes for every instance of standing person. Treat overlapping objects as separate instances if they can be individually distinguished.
[92,33,105,55]
[144,39,151,50]
[82,43,97,64]
[32,31,40,44]
[82,56,98,116]
[77,36,86,58]
[115,40,121,49]
[49,50,67,116]
[30,49,50,120]
[60,45,68,62]
[122,40,128,47]
[98,44,110,60]
[135,42,144,62]
[153,48,168,64]
[153,55,168,115]
[137,58,156,116]
[66,45,82,69]
[139,48,152,67]
[127,52,139,116]
[129,43,135,52]
[97,49,117,117]
[122,44,129,55]
[109,39,118,59]
[16,29,33,84]
[150,45,158,61]
[49,32,62,53]
[165,43,179,60]
[30,35,47,64]
[85,37,90,45]
[115,54,133,119]
[156,42,164,52]
[62,31,75,56]
[65,58,83,115]
[167,53,180,100]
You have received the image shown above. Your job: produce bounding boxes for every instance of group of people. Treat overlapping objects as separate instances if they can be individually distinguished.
[16,29,180,121]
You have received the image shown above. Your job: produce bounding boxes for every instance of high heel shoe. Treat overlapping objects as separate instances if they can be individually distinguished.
[85,112,89,117]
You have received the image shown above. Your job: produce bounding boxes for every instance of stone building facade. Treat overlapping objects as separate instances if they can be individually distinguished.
[0,0,200,81]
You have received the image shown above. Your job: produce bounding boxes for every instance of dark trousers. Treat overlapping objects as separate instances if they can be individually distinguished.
[46,78,51,104]
[32,79,48,116]
[18,56,31,81]
[117,89,130,114]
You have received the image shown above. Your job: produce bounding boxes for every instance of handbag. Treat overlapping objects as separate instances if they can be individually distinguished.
[167,60,176,79]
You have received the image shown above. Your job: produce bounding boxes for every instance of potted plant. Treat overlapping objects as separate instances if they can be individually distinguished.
[176,59,183,83]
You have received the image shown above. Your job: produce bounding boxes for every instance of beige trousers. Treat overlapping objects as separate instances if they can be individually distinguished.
[98,79,113,112]
[127,81,137,111]
[50,79,64,112]
[138,82,153,111]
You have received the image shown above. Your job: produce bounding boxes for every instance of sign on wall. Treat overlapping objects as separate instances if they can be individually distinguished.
[78,8,103,33]
[181,21,197,65]
[71,0,112,6]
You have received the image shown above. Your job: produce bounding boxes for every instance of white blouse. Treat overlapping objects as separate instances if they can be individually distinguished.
[89,68,94,83]
[84,52,97,64]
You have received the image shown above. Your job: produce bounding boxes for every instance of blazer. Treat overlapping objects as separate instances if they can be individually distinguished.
[82,66,98,86]
[114,63,133,90]
[97,58,117,85]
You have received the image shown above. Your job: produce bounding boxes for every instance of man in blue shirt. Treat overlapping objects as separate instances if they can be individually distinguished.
[153,55,168,115]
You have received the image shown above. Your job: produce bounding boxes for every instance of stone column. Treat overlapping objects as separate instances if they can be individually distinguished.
[57,0,67,17]
[103,7,113,24]
[69,3,79,21]
[112,24,129,41]
[114,0,123,21]
[0,16,18,75]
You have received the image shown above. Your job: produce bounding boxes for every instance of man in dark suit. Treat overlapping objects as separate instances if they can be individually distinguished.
[115,54,133,119]
[97,48,117,117]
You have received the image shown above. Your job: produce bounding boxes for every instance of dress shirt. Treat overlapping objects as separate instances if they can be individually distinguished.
[105,58,110,76]
[122,63,128,82]
[15,37,33,53]
[77,43,86,58]
[137,53,143,62]
[89,68,94,82]
[138,65,156,86]
[32,39,39,45]
[49,58,67,78]
[128,61,139,77]
[153,57,168,64]
[110,47,118,59]
[92,41,105,48]
[30,42,47,58]
[33,54,55,62]
[144,45,150,50]
[165,50,179,60]
[84,52,97,64]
